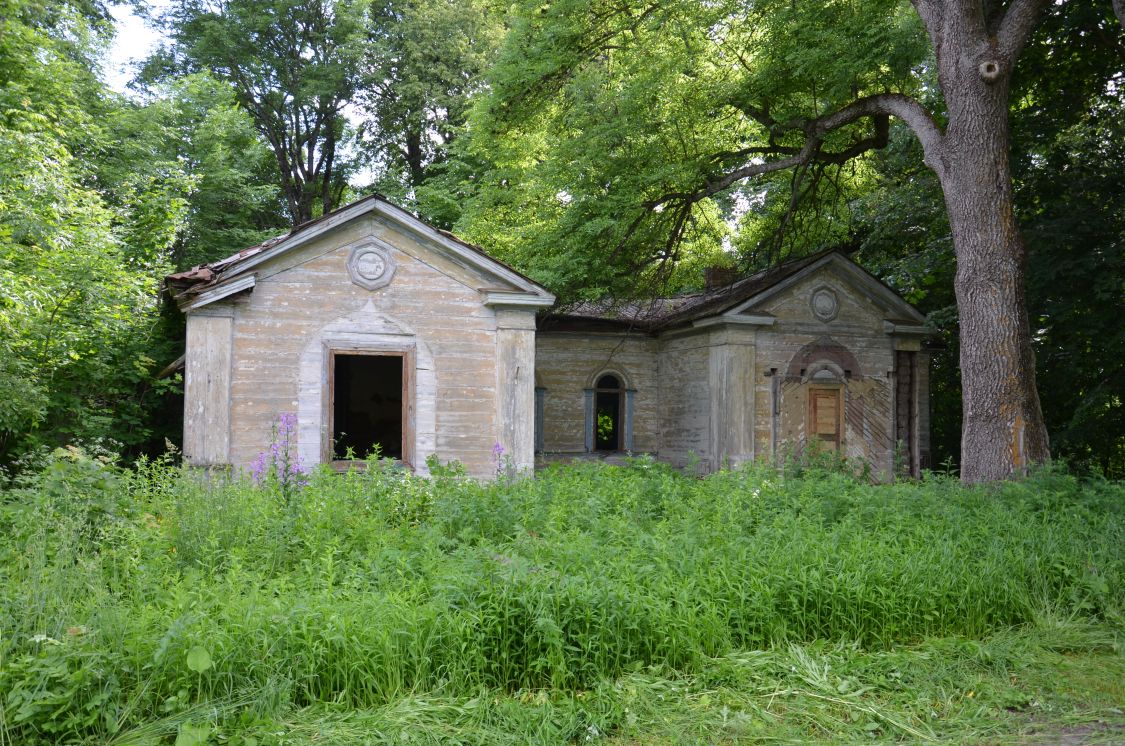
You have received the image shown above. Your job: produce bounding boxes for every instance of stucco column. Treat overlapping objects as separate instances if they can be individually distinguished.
[183,311,234,466]
[534,386,546,454]
[708,325,756,470]
[624,389,636,452]
[583,389,595,452]
[494,308,538,474]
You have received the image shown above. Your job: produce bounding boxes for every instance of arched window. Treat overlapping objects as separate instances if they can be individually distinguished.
[583,371,635,453]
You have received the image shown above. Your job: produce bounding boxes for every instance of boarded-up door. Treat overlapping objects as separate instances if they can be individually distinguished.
[809,388,842,451]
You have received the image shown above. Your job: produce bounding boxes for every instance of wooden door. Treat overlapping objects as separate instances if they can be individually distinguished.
[809,388,842,451]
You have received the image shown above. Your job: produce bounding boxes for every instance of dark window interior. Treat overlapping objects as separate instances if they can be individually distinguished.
[595,374,622,451]
[333,354,403,460]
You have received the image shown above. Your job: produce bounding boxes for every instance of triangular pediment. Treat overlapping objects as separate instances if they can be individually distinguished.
[173,196,554,310]
[725,253,925,324]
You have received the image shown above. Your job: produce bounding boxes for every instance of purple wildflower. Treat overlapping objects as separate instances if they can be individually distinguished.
[250,451,268,484]
[252,413,306,492]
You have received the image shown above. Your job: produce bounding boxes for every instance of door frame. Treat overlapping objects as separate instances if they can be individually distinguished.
[327,347,415,467]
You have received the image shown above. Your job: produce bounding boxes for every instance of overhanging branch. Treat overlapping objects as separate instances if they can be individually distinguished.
[650,92,944,210]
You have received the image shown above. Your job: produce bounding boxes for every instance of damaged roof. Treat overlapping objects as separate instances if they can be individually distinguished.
[543,249,839,332]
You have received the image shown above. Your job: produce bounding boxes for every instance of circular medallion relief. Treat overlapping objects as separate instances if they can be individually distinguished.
[347,242,396,290]
[810,286,839,322]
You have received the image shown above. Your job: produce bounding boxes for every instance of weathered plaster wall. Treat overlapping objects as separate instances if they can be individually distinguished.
[184,214,535,478]
[534,333,660,455]
[657,332,714,469]
[495,309,537,474]
[706,325,757,469]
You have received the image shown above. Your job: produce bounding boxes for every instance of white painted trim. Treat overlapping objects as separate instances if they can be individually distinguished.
[483,291,557,308]
[180,274,256,312]
[212,198,554,303]
[725,254,927,323]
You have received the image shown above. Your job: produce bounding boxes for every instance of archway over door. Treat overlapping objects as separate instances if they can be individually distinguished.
[297,301,436,473]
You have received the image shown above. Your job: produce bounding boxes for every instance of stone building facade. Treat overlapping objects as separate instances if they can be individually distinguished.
[538,251,933,477]
[168,196,554,478]
[170,196,931,480]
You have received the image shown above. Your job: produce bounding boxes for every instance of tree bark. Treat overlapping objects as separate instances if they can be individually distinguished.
[928,0,1051,482]
[940,122,1051,481]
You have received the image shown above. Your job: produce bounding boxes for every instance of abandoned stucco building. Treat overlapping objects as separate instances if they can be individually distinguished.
[168,195,932,479]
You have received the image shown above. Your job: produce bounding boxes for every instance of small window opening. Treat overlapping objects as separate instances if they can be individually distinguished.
[595,374,624,451]
[332,353,404,460]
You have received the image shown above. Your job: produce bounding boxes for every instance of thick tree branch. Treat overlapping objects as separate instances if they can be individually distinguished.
[1113,0,1124,27]
[655,93,944,210]
[817,93,944,166]
[909,0,942,39]
[997,0,1050,61]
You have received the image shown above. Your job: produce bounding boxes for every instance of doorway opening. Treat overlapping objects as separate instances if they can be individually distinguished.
[331,352,406,461]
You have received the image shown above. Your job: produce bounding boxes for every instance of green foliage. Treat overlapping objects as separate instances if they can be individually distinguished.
[441,0,929,299]
[358,0,503,214]
[0,455,1121,742]
[131,73,289,270]
[1017,98,1125,477]
[158,0,367,224]
[0,0,193,465]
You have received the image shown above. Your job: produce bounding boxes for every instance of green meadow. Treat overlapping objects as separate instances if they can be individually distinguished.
[1,452,1122,744]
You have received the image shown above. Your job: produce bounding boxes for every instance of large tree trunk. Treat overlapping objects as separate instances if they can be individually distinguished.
[933,13,1051,482]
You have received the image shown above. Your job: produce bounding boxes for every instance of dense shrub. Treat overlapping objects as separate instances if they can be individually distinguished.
[0,451,1121,743]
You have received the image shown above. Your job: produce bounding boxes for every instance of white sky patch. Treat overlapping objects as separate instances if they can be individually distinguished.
[726,187,765,230]
[555,190,573,205]
[102,1,169,95]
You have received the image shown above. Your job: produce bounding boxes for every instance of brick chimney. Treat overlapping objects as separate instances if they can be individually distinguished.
[703,266,739,290]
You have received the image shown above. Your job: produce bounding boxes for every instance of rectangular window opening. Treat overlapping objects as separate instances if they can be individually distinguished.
[332,353,405,461]
[595,390,621,451]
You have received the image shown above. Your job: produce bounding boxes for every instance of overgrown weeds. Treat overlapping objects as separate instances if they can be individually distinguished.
[0,451,1121,743]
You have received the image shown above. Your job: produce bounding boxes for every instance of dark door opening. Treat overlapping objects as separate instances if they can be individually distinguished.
[332,353,404,460]
[594,374,623,451]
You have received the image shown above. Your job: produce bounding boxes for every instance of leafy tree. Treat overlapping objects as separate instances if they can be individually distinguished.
[0,0,191,466]
[1020,107,1124,476]
[156,0,366,224]
[135,73,289,269]
[357,0,503,212]
[850,0,1124,475]
[456,0,1117,481]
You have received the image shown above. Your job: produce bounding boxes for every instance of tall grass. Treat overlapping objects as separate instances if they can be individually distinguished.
[0,451,1121,743]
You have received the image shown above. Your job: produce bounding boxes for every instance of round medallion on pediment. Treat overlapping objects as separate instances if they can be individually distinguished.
[810,286,839,322]
[347,242,396,290]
